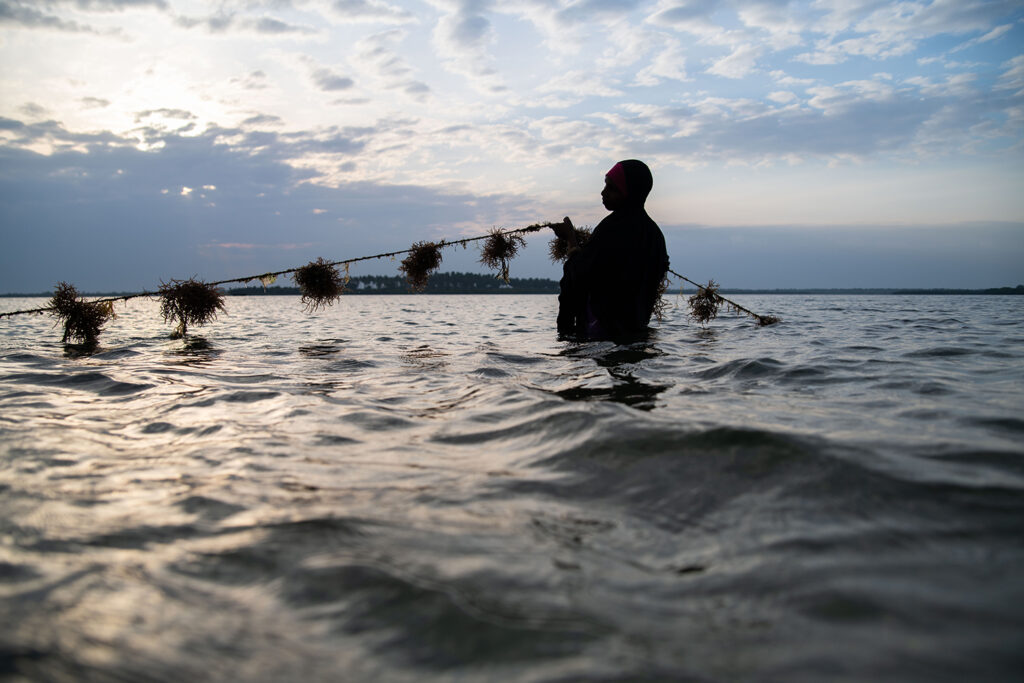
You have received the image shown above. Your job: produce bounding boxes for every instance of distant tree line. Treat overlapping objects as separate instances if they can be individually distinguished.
[226,272,562,295]
[899,285,1024,295]
[5,281,1023,297]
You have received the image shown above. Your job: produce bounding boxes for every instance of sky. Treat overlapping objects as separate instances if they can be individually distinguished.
[1,0,1023,292]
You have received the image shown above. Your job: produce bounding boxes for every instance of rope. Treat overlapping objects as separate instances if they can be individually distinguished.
[0,222,779,327]
[0,222,556,319]
[669,268,779,326]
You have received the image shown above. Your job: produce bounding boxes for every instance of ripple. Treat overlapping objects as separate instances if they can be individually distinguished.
[176,495,246,521]
[277,563,603,667]
[693,356,785,380]
[1,370,153,395]
[903,346,975,357]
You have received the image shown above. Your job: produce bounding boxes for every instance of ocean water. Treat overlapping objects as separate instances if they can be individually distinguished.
[1,293,1022,682]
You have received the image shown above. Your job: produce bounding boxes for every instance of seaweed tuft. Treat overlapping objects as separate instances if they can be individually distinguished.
[399,241,444,291]
[294,258,346,312]
[757,314,781,326]
[159,278,225,338]
[688,280,722,326]
[480,229,527,283]
[548,227,592,263]
[49,281,113,345]
[652,276,672,322]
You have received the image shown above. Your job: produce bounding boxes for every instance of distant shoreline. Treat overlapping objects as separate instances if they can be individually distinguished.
[2,271,1021,298]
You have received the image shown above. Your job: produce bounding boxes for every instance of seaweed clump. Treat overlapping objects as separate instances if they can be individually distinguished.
[159,278,225,338]
[652,276,672,322]
[294,258,347,312]
[548,227,592,263]
[399,241,444,292]
[49,281,114,345]
[480,229,527,283]
[688,280,722,327]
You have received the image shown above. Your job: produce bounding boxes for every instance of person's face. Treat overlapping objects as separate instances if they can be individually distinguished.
[601,177,626,211]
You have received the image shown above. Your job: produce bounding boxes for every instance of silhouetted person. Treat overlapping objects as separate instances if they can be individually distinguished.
[552,160,669,341]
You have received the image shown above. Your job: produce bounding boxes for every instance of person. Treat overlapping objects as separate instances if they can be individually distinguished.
[551,159,669,341]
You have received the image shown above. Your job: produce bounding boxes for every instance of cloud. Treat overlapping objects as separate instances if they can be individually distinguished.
[770,69,815,88]
[134,108,196,123]
[439,5,490,45]
[555,0,644,25]
[537,70,624,99]
[330,0,415,23]
[797,0,1021,64]
[854,0,1019,40]
[996,54,1024,94]
[767,90,797,104]
[735,0,810,49]
[311,67,356,91]
[647,0,719,33]
[173,12,233,32]
[426,0,507,93]
[0,117,125,151]
[591,70,1019,165]
[0,1,110,33]
[230,70,270,90]
[796,32,915,65]
[18,102,49,118]
[241,114,284,127]
[352,29,432,101]
[51,0,167,9]
[806,79,895,115]
[632,36,689,85]
[951,22,1014,52]
[252,15,318,34]
[80,96,112,109]
[707,44,763,79]
[278,124,370,155]
[174,11,317,35]
[903,73,977,98]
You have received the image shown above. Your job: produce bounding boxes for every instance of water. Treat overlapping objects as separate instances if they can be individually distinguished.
[1,294,1022,682]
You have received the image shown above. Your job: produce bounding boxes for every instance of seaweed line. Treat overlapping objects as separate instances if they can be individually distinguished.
[0,222,558,319]
[1,225,780,334]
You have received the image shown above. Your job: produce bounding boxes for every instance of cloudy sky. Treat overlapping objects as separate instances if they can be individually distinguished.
[1,0,1022,291]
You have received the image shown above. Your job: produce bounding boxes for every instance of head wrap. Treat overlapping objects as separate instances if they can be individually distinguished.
[606,162,629,198]
[606,159,653,208]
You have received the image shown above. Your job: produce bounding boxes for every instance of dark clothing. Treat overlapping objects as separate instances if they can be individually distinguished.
[557,206,668,341]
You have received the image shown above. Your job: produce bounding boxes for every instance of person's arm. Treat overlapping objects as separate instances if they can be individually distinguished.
[551,217,582,258]
[553,217,585,337]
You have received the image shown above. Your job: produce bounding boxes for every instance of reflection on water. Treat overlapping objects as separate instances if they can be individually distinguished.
[298,343,343,357]
[401,343,449,369]
[168,335,220,365]
[1,294,1023,681]
[62,340,100,358]
[554,341,669,410]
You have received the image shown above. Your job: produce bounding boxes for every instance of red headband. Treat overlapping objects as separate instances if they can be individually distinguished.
[606,162,628,197]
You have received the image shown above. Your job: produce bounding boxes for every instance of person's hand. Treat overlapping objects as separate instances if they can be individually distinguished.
[551,216,577,244]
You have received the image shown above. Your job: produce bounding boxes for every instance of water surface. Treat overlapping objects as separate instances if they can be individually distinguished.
[1,294,1022,681]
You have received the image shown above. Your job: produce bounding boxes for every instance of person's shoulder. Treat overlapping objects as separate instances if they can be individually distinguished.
[643,209,663,227]
[593,212,615,229]
[635,209,661,231]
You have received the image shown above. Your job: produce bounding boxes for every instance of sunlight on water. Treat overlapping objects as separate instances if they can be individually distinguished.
[1,294,1023,681]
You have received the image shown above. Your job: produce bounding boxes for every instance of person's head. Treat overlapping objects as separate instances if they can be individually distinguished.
[601,159,653,211]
